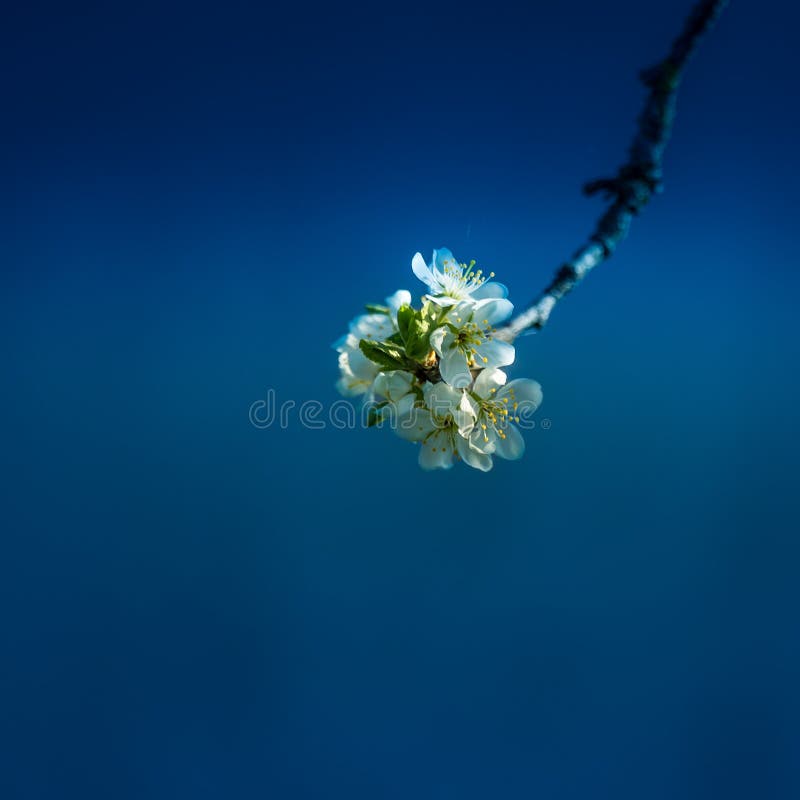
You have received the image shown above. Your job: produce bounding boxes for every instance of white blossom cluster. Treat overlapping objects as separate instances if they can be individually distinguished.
[334,248,542,471]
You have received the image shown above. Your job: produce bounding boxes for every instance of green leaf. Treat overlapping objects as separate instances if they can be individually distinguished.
[420,299,442,322]
[405,317,433,361]
[359,339,408,371]
[396,304,415,342]
[364,304,390,314]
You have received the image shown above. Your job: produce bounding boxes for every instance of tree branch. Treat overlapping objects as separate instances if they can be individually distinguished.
[496,0,728,342]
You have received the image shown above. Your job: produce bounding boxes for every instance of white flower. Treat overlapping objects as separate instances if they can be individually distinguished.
[333,289,411,351]
[333,253,544,473]
[429,299,516,388]
[371,370,415,404]
[468,368,543,461]
[335,349,379,397]
[412,248,507,306]
[333,289,411,397]
[362,370,418,428]
[394,382,481,471]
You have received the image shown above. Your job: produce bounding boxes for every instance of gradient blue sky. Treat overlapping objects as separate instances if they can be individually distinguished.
[3,2,800,798]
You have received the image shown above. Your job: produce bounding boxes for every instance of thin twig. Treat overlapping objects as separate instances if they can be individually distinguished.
[497,0,728,342]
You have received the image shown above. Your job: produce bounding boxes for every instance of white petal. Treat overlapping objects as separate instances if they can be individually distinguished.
[418,430,455,470]
[412,252,434,287]
[429,326,448,356]
[500,379,543,408]
[372,370,413,402]
[337,351,354,375]
[335,373,370,397]
[371,371,391,399]
[422,381,464,416]
[493,423,526,460]
[452,409,476,438]
[438,347,472,388]
[459,389,479,419]
[456,435,493,471]
[473,298,514,326]
[471,281,508,300]
[432,248,455,283]
[473,367,507,398]
[390,392,416,417]
[333,332,360,353]
[346,349,380,381]
[385,289,411,314]
[426,294,458,307]
[394,404,436,442]
[453,391,478,437]
[469,425,497,454]
[433,247,456,271]
[473,338,515,370]
[350,313,394,341]
[387,392,417,423]
[446,300,477,323]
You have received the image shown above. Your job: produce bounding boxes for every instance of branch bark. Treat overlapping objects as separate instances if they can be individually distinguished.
[496,0,728,342]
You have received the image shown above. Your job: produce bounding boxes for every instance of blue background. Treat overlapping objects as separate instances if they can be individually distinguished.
[3,1,799,797]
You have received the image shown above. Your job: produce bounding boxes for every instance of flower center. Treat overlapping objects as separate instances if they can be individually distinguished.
[439,257,496,298]
[423,416,457,453]
[452,318,496,366]
[475,387,520,444]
